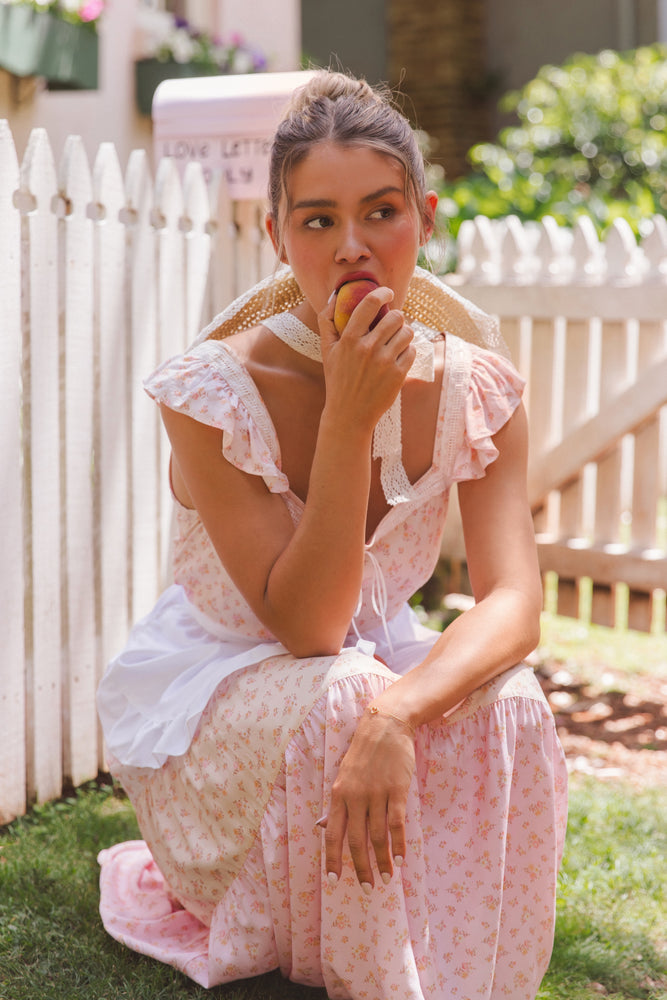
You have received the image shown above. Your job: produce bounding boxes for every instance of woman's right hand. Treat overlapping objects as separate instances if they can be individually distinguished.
[323,705,417,890]
[317,286,416,432]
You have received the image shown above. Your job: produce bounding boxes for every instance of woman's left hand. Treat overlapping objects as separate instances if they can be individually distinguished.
[323,709,416,891]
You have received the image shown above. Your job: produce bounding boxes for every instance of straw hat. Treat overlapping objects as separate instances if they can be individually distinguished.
[194,265,508,358]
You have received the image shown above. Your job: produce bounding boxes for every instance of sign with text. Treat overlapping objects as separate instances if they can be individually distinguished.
[153,71,316,201]
[155,133,273,198]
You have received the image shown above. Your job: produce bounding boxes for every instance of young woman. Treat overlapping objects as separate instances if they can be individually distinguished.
[97,70,567,999]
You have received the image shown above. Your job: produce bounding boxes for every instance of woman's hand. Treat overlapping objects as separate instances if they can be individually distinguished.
[317,286,416,433]
[323,708,416,891]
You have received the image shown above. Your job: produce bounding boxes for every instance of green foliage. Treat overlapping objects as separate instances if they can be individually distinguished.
[439,45,667,238]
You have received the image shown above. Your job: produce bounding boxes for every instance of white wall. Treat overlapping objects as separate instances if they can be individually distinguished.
[0,0,300,170]
[214,0,301,72]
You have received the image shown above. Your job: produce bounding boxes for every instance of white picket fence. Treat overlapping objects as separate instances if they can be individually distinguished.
[443,213,667,633]
[0,122,276,823]
[1,121,666,823]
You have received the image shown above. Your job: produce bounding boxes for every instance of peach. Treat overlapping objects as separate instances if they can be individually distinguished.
[333,278,389,334]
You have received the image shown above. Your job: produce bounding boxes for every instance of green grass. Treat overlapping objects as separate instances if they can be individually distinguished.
[538,613,667,681]
[539,777,667,1000]
[1,776,665,1000]
[0,782,323,1000]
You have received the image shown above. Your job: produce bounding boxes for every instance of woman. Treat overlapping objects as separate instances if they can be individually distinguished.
[97,70,567,999]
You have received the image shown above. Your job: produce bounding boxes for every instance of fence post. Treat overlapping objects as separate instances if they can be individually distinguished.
[91,143,131,688]
[124,149,161,626]
[59,134,98,787]
[20,129,63,806]
[0,121,27,823]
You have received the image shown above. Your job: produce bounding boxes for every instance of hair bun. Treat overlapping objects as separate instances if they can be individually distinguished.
[286,70,384,115]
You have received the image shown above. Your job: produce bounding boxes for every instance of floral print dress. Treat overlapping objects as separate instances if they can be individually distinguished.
[97,328,568,1000]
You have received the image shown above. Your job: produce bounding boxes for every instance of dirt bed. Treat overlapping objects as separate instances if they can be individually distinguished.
[531,623,667,791]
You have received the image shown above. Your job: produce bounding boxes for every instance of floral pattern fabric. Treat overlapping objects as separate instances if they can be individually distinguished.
[100,658,567,998]
[143,333,524,634]
[98,325,567,999]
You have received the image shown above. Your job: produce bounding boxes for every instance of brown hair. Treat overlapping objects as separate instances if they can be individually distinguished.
[268,70,429,251]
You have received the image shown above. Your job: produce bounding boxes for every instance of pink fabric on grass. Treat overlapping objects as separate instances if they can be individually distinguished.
[99,660,567,998]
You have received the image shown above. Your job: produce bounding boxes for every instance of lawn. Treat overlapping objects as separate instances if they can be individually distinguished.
[1,615,666,1000]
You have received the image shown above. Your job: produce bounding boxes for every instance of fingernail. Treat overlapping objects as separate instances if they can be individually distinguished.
[328,289,337,303]
[381,871,392,884]
[327,871,339,885]
[393,855,404,867]
[315,815,328,828]
[361,882,372,896]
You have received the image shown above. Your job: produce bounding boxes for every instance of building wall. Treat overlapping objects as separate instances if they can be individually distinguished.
[0,0,300,170]
[0,0,148,168]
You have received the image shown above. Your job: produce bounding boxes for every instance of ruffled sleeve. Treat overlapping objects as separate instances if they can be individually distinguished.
[143,342,289,494]
[451,343,526,482]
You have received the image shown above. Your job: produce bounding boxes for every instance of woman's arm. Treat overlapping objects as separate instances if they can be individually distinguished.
[160,288,415,658]
[323,402,543,887]
[379,400,542,727]
[161,400,371,657]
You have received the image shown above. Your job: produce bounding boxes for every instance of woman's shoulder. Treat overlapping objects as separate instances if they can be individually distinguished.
[441,334,525,483]
[144,324,269,396]
[143,329,278,441]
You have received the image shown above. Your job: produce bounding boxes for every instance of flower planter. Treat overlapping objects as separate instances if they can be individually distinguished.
[0,3,98,89]
[135,57,217,116]
[40,14,98,89]
[0,4,51,78]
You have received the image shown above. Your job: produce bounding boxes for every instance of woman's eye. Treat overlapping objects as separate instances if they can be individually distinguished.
[305,216,332,230]
[369,206,395,221]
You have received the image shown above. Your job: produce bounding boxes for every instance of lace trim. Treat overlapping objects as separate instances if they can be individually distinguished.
[195,341,281,463]
[262,312,435,507]
[263,312,322,361]
[439,337,472,479]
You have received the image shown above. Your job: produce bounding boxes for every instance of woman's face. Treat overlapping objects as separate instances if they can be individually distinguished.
[268,141,436,329]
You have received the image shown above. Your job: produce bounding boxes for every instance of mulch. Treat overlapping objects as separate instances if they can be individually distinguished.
[533,654,667,790]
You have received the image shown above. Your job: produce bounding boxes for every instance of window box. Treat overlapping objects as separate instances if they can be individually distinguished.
[0,4,51,78]
[0,2,98,89]
[40,13,98,89]
[135,57,217,116]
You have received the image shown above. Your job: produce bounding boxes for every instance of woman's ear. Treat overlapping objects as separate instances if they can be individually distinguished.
[265,213,287,262]
[421,190,439,245]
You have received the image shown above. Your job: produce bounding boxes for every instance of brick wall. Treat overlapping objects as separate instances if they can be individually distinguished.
[387,0,493,179]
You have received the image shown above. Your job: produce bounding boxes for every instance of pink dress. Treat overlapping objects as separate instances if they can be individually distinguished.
[97,328,568,1000]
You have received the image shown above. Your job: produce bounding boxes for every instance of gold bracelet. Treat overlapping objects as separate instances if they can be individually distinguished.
[367,704,416,736]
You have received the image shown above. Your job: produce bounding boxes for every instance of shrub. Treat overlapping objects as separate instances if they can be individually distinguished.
[438,45,667,238]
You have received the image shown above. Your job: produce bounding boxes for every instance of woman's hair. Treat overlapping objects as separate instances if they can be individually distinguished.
[268,70,429,250]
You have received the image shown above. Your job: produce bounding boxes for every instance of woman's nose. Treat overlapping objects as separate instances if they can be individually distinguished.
[334,222,370,262]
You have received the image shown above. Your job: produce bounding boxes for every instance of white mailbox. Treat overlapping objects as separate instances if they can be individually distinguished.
[152,70,316,199]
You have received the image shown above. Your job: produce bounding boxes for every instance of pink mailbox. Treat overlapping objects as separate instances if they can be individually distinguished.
[152,70,316,199]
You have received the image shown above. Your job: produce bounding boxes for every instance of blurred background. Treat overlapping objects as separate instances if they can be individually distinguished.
[2,0,666,196]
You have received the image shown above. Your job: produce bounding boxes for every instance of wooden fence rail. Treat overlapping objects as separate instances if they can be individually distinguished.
[1,121,665,823]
